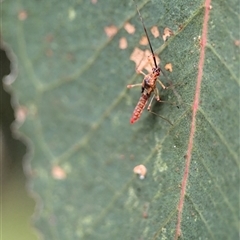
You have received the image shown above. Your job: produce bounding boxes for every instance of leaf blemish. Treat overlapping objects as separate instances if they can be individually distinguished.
[234,40,240,46]
[15,106,28,125]
[162,27,174,42]
[51,165,67,180]
[139,36,148,46]
[133,164,147,179]
[165,63,173,72]
[150,26,160,38]
[119,37,128,49]
[104,25,118,38]
[142,202,150,218]
[124,22,135,34]
[130,47,160,74]
[18,10,28,21]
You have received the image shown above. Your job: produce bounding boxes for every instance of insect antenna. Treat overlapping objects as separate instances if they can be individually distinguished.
[133,2,172,78]
[133,1,158,69]
[132,1,183,109]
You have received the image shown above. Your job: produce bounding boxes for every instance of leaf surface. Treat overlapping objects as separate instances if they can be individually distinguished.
[2,0,239,239]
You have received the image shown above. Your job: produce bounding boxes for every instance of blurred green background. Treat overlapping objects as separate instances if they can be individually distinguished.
[1,48,38,240]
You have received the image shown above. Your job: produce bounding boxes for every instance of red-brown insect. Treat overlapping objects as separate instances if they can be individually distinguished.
[127,3,168,124]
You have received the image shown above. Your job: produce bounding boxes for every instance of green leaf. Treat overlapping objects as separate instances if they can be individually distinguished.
[2,0,239,239]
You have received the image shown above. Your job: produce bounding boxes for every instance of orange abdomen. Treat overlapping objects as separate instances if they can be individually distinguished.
[130,94,148,124]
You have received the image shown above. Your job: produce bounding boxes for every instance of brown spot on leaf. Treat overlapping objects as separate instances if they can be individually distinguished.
[139,36,148,46]
[142,202,150,218]
[163,27,174,41]
[165,63,173,72]
[133,164,147,179]
[119,37,128,49]
[52,165,67,180]
[234,40,240,46]
[15,106,28,125]
[178,24,184,31]
[104,25,118,38]
[151,26,160,38]
[124,22,135,34]
[18,10,28,21]
[130,47,160,73]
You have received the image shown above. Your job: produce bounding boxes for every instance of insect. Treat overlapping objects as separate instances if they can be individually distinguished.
[127,2,170,124]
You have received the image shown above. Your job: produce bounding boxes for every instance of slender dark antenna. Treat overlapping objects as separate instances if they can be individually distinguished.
[133,1,183,107]
[133,1,158,68]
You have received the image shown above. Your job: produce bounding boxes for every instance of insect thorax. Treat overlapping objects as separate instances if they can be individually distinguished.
[143,68,159,88]
[152,67,160,75]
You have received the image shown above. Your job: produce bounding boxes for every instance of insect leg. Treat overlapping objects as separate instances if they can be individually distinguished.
[127,69,147,88]
[147,86,162,111]
[154,87,160,101]
[136,69,147,77]
[157,79,166,89]
[147,94,155,111]
[155,87,178,106]
[148,88,173,126]
[127,83,142,88]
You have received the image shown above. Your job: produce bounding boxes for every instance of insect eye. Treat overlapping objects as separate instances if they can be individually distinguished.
[152,68,158,73]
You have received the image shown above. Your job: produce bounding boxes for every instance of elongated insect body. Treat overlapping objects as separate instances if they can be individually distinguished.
[130,94,148,124]
[128,2,168,124]
[130,67,161,123]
